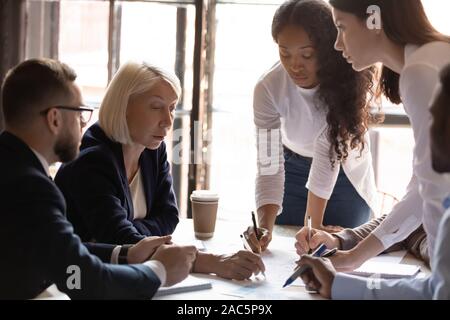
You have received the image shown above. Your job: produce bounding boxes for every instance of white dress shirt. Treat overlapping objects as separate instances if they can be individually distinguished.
[254,62,379,215]
[129,168,148,220]
[372,42,450,257]
[332,195,450,300]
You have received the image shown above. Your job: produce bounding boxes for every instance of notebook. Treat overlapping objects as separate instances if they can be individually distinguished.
[154,276,212,297]
[348,261,420,279]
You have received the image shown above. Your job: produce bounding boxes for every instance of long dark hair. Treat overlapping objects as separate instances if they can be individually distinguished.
[442,64,450,95]
[329,0,450,104]
[272,0,376,165]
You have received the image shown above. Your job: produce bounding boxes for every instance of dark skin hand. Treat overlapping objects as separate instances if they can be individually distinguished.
[297,255,336,299]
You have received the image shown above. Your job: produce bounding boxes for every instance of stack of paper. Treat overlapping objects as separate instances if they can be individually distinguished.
[154,276,212,297]
[348,261,420,279]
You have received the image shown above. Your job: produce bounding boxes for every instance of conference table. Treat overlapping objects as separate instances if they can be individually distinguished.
[155,218,430,300]
[34,217,430,300]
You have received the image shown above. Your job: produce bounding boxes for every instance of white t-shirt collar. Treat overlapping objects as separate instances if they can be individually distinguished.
[296,84,319,98]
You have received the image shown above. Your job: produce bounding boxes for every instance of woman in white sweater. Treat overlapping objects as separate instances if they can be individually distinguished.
[245,0,379,252]
[306,0,450,271]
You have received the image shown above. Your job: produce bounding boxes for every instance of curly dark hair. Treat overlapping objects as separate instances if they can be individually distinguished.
[272,0,377,165]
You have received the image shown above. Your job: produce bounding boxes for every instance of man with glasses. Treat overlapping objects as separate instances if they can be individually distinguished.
[39,105,94,162]
[41,105,94,125]
[41,106,94,162]
[0,58,197,299]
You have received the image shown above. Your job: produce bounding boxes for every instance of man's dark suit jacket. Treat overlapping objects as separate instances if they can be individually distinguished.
[55,123,179,244]
[0,131,161,299]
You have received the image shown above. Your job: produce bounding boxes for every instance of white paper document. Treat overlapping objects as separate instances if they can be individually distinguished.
[222,236,308,299]
[154,276,212,297]
[348,251,420,279]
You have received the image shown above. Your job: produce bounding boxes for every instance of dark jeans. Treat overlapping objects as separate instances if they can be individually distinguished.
[275,146,371,228]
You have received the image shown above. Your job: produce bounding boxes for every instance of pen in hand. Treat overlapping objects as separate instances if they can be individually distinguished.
[251,211,260,240]
[307,215,312,254]
[282,243,327,288]
[250,211,263,254]
[240,234,266,278]
[322,247,337,258]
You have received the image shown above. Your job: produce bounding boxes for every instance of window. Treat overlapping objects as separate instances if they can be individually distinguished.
[209,0,450,221]
[25,0,197,215]
[210,3,280,221]
[59,1,110,104]
[22,0,450,222]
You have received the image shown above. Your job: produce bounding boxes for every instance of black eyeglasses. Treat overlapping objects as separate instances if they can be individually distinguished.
[41,106,94,124]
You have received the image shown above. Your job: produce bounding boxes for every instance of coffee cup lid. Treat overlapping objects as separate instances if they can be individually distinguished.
[190,190,219,202]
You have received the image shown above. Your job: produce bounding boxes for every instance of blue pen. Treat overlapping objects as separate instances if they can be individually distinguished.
[282,243,327,288]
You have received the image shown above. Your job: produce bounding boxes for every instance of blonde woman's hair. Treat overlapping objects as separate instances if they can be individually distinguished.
[99,61,181,144]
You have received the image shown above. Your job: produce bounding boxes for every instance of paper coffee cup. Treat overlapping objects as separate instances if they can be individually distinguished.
[190,190,219,239]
